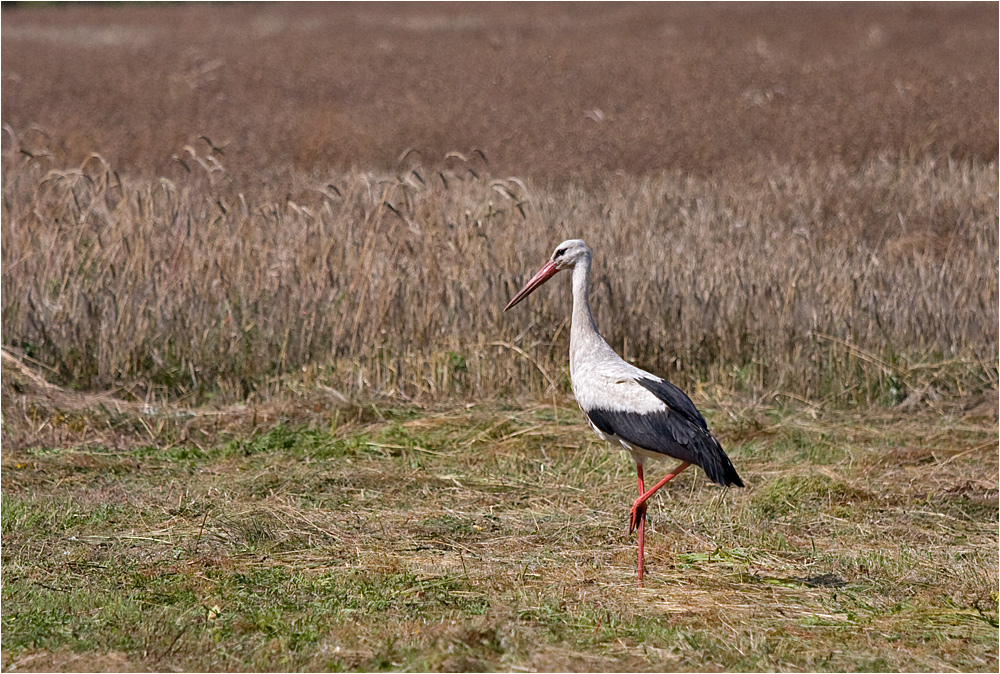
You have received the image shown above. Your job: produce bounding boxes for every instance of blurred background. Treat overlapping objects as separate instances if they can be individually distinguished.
[3,3,995,180]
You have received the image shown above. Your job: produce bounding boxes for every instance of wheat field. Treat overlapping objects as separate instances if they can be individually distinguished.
[2,150,997,405]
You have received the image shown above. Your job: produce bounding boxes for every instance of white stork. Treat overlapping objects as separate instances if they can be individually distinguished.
[504,239,743,584]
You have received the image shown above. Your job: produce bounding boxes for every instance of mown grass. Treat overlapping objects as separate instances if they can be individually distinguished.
[3,382,996,672]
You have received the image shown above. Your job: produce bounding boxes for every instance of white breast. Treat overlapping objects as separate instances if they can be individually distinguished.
[570,345,667,416]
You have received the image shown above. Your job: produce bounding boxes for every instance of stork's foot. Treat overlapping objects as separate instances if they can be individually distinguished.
[628,499,647,535]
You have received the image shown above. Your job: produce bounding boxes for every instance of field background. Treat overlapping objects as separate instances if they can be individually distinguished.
[2,2,998,672]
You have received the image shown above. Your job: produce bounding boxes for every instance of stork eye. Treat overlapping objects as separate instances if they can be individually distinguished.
[555,248,567,258]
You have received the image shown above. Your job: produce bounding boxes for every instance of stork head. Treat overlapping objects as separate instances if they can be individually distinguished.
[504,239,590,311]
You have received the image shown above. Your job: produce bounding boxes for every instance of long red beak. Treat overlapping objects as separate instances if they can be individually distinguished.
[504,260,560,311]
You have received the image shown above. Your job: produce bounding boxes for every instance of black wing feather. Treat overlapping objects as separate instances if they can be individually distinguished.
[634,377,708,430]
[586,407,616,437]
[586,378,744,488]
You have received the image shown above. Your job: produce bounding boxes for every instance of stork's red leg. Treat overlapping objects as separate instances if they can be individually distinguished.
[628,461,691,535]
[635,463,647,584]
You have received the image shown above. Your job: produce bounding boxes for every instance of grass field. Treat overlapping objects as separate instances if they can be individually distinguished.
[2,2,998,672]
[2,359,997,672]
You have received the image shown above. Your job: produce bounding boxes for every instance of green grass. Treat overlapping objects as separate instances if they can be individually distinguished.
[2,395,997,671]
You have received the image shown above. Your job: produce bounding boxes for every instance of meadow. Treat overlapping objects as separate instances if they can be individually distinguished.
[2,3,998,671]
[2,361,997,671]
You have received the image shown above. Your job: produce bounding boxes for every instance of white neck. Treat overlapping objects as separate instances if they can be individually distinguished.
[569,253,609,377]
[570,254,598,335]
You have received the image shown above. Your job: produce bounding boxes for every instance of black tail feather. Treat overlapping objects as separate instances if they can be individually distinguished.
[702,436,744,488]
[718,451,744,488]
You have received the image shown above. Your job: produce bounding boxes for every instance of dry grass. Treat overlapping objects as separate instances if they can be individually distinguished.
[2,148,996,404]
[2,2,996,405]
